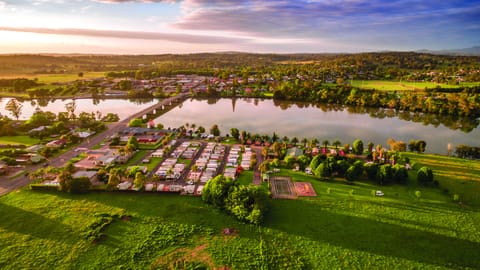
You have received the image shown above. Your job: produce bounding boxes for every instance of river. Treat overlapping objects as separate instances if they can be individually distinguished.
[154,98,480,154]
[0,97,160,120]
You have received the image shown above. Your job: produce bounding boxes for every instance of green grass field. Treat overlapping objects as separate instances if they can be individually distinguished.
[403,152,480,206]
[1,154,480,269]
[0,136,40,146]
[0,72,105,83]
[350,80,480,91]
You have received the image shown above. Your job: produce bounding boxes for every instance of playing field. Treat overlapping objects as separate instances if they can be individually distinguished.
[294,182,317,197]
[270,176,297,199]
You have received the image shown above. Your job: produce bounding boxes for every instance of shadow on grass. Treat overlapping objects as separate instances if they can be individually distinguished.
[0,202,73,242]
[264,199,480,269]
[55,191,242,231]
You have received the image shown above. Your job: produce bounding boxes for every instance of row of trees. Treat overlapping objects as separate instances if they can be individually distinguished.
[271,83,480,118]
[455,145,480,159]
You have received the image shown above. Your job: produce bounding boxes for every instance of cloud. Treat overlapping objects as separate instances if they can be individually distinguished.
[172,0,480,43]
[0,26,247,44]
[91,0,175,3]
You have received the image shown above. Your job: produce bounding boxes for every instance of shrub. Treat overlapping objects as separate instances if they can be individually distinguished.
[417,166,434,185]
[202,175,269,224]
[30,184,59,191]
[68,177,92,194]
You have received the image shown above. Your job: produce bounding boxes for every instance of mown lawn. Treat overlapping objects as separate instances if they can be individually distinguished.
[1,164,479,270]
[0,135,40,146]
[402,152,480,206]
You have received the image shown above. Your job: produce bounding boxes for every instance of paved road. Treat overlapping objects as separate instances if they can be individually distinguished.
[0,93,189,196]
[252,146,264,185]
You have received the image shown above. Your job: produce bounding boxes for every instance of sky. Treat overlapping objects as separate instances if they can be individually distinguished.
[0,0,479,54]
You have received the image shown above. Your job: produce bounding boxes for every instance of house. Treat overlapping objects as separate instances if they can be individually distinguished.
[74,148,118,169]
[147,119,156,129]
[72,170,98,183]
[75,130,95,138]
[46,138,67,148]
[29,126,49,134]
[118,127,167,143]
[145,183,154,191]
[286,147,304,158]
[183,185,195,194]
[195,185,204,196]
[26,144,44,153]
[116,151,135,164]
[0,161,8,175]
[151,149,164,158]
[29,154,44,164]
[117,181,132,190]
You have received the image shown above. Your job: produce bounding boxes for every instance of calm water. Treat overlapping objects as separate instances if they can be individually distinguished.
[0,97,160,120]
[155,98,480,154]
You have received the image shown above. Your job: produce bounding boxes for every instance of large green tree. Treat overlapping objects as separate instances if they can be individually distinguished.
[352,139,364,155]
[224,185,269,225]
[417,166,434,185]
[210,124,220,136]
[230,128,240,140]
[202,175,235,209]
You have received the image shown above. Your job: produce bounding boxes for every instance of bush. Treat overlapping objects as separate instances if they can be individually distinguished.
[128,118,144,127]
[30,184,59,191]
[417,166,434,185]
[352,139,364,155]
[202,175,269,224]
[202,175,235,209]
[68,177,92,194]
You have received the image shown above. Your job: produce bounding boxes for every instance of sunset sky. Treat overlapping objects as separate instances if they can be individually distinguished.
[0,0,479,54]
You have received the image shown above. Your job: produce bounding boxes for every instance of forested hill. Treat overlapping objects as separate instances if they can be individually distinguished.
[0,52,479,79]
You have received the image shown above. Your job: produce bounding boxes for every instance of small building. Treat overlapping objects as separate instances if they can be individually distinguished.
[46,138,67,148]
[72,170,98,182]
[286,147,304,158]
[75,130,95,138]
[26,144,44,153]
[29,126,49,134]
[0,161,8,175]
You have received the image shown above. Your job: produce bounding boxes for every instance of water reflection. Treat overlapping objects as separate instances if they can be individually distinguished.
[156,98,480,154]
[0,97,161,120]
[270,100,479,133]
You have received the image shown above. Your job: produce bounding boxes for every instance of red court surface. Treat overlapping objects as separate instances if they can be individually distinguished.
[294,182,317,197]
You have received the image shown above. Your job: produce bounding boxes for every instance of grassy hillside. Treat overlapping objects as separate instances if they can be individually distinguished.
[1,163,479,269]
[403,152,480,206]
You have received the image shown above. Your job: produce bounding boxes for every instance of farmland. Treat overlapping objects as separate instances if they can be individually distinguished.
[0,136,40,146]
[350,80,480,91]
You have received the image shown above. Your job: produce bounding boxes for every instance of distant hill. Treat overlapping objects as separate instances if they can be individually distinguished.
[418,46,480,56]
